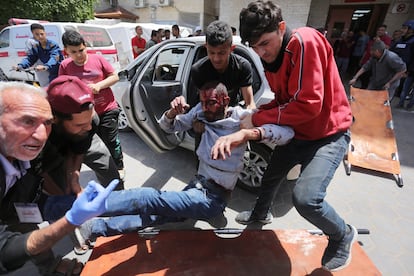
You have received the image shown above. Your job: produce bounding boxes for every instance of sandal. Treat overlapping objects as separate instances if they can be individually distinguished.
[70,228,91,255]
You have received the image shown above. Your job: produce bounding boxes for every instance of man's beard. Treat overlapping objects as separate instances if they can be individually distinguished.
[67,131,89,142]
[204,108,226,122]
[54,123,89,142]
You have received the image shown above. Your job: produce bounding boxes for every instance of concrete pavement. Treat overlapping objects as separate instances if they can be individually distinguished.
[113,104,414,275]
[10,103,413,275]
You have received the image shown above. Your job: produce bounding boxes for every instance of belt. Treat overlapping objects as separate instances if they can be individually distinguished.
[194,175,231,202]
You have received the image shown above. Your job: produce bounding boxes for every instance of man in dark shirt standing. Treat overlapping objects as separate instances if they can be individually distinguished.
[350,41,406,97]
[190,20,255,154]
[191,20,255,109]
[31,75,122,200]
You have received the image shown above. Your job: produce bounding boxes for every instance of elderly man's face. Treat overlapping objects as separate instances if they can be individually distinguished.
[0,89,52,161]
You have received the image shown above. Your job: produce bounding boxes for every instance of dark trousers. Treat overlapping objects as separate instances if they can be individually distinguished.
[97,108,124,169]
[252,131,350,240]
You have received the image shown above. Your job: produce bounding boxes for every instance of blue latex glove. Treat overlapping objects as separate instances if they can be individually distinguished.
[65,179,119,226]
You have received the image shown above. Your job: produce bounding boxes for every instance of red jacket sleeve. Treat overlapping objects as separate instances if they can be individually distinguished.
[252,28,351,140]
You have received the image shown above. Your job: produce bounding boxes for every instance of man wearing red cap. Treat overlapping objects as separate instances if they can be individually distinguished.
[31,75,122,199]
[60,30,125,179]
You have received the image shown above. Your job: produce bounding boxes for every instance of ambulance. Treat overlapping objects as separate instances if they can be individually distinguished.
[0,21,120,83]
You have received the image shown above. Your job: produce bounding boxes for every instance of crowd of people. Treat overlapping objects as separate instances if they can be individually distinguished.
[131,24,206,57]
[1,0,413,274]
[332,21,414,110]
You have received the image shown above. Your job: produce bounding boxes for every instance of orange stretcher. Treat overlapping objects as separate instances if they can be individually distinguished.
[81,229,381,275]
[344,87,403,187]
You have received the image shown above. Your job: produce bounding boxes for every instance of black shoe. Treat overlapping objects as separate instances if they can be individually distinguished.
[235,210,273,225]
[322,224,357,271]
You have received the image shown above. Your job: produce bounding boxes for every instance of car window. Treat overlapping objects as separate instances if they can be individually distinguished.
[0,29,10,48]
[76,26,113,47]
[141,58,156,83]
[153,47,188,81]
[193,46,207,63]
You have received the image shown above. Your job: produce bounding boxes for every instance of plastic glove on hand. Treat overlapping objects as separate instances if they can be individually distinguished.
[65,179,119,226]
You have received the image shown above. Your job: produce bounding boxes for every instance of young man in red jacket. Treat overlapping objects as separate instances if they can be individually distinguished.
[214,1,356,272]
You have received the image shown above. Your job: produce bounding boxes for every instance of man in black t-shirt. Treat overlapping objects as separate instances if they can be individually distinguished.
[191,20,255,109]
[31,75,122,199]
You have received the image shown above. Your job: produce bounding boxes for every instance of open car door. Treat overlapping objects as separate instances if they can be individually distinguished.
[122,42,194,153]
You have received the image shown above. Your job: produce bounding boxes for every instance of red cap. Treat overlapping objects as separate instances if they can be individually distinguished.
[47,75,94,114]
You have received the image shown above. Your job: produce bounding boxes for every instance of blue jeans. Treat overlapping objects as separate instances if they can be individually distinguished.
[89,176,228,237]
[398,75,414,107]
[42,194,76,222]
[252,131,350,241]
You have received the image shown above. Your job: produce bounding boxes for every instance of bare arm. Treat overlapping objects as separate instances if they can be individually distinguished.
[88,72,119,94]
[211,128,262,160]
[133,46,145,55]
[349,67,367,86]
[165,96,190,119]
[241,86,256,109]
[384,70,406,90]
[26,217,75,255]
[211,124,294,160]
[65,153,83,195]
[28,178,119,255]
[41,172,65,195]
[132,45,139,55]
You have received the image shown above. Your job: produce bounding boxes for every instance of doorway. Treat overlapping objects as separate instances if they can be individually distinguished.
[326,4,389,46]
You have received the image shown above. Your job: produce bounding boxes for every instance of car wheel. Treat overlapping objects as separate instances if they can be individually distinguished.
[237,142,272,193]
[118,108,131,132]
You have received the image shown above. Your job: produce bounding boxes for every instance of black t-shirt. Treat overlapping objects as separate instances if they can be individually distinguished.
[191,53,253,106]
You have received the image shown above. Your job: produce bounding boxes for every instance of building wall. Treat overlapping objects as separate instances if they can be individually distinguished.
[97,0,414,37]
[307,0,330,29]
[383,1,414,34]
[95,0,207,31]
[219,0,312,34]
[307,0,414,36]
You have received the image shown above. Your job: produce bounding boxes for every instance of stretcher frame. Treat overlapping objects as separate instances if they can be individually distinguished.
[344,87,403,187]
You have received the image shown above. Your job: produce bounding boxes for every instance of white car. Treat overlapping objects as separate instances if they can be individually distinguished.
[118,36,277,192]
